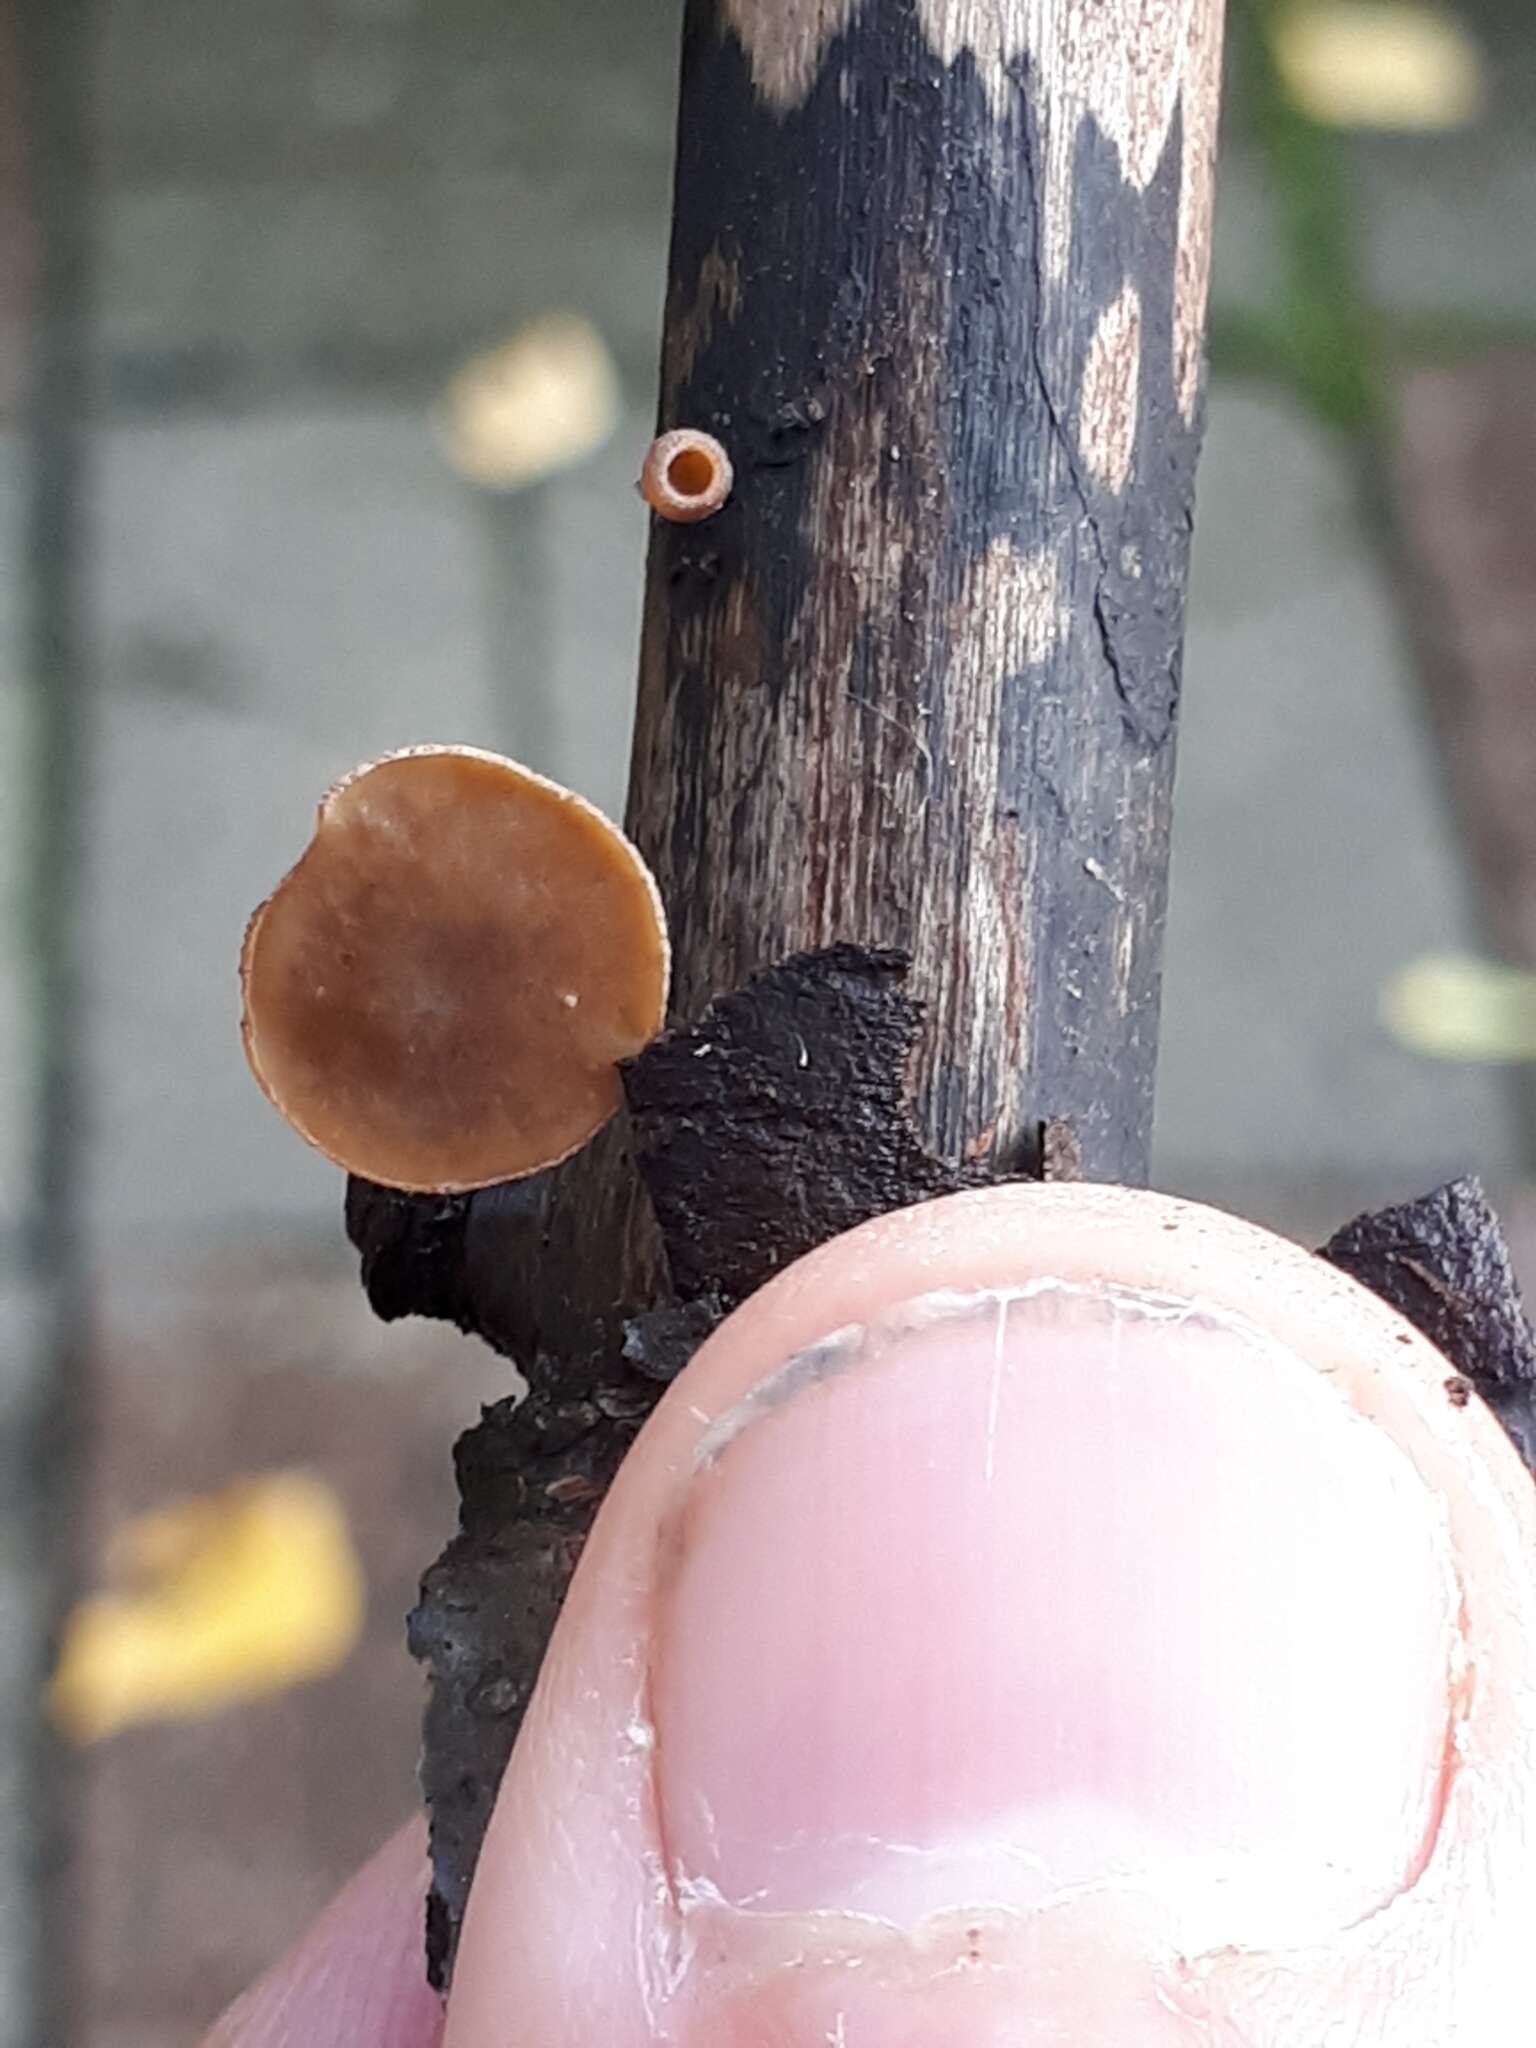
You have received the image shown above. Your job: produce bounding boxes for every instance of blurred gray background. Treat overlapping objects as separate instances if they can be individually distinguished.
[2,1,1535,2040]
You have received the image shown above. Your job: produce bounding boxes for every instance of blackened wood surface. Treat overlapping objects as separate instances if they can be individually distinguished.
[1323,1177,1536,1477]
[625,945,985,1307]
[386,0,1230,1983]
[630,0,1226,1186]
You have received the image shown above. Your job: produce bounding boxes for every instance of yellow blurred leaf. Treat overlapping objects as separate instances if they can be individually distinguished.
[1381,953,1536,1063]
[1274,3,1484,131]
[439,312,619,490]
[50,1472,364,1744]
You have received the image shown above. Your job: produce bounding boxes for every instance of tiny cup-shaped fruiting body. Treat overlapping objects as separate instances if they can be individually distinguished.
[640,428,733,523]
[240,746,669,1193]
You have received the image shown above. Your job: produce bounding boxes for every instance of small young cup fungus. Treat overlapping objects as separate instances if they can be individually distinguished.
[240,746,669,1193]
[640,429,733,523]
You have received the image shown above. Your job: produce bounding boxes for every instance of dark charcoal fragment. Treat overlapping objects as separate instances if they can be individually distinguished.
[345,1167,553,1349]
[623,943,985,1308]
[410,1336,665,1987]
[623,1295,727,1381]
[409,1504,587,1987]
[410,1303,731,1986]
[1322,1176,1536,1477]
[345,1177,473,1329]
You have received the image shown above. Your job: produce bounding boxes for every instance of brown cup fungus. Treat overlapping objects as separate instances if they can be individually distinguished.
[240,747,669,1192]
[640,429,733,523]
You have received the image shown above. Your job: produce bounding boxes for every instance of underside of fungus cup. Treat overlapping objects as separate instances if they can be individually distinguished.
[240,745,669,1192]
[443,1182,1536,2047]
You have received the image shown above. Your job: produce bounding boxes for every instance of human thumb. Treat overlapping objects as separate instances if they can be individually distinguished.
[444,1182,1536,2046]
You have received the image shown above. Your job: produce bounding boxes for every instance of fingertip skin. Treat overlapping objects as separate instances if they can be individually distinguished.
[201,1822,443,2048]
[445,1184,1536,2048]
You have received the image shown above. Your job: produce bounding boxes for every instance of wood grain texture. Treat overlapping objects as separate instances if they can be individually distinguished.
[630,0,1225,1185]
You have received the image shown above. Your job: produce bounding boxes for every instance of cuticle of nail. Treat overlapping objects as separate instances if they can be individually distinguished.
[692,1276,1268,1471]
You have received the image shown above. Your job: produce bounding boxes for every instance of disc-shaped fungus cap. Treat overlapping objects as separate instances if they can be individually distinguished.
[240,746,669,1192]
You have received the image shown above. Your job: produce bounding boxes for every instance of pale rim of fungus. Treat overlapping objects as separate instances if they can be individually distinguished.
[640,428,734,524]
[240,743,671,1194]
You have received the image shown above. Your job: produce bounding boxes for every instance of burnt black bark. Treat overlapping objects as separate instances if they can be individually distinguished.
[1322,1177,1536,1476]
[625,945,996,1309]
[628,0,1219,1187]
[345,1179,474,1331]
